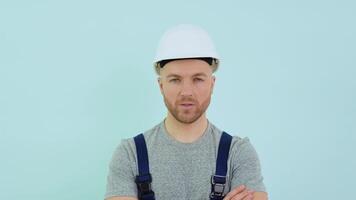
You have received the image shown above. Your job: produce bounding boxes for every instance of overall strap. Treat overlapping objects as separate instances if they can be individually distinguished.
[134,134,155,200]
[210,131,233,200]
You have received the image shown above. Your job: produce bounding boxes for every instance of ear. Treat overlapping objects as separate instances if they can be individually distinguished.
[211,75,216,94]
[157,77,164,94]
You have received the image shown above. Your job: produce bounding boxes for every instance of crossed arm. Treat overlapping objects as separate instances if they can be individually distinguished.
[105,185,268,200]
[223,185,268,200]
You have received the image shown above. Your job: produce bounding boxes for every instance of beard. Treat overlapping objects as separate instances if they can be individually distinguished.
[163,94,211,124]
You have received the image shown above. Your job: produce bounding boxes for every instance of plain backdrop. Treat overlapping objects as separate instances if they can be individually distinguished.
[0,0,355,199]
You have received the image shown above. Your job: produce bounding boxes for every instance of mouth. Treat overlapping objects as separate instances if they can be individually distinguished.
[179,103,195,109]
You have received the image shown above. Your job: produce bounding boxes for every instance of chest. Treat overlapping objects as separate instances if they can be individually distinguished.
[146,142,230,199]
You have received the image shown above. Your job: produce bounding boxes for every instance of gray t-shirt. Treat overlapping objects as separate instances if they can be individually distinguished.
[105,120,266,199]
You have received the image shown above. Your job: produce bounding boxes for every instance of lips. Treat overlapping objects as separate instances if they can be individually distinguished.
[180,102,195,106]
[179,102,195,109]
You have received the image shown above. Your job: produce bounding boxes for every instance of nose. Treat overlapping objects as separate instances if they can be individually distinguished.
[179,80,194,96]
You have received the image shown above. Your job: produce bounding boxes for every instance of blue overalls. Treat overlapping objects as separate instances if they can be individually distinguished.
[133,132,233,200]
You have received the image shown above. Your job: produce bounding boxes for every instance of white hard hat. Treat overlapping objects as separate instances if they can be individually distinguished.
[154,24,220,74]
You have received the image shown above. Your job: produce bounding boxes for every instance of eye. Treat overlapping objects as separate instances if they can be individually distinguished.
[194,78,204,82]
[169,78,180,83]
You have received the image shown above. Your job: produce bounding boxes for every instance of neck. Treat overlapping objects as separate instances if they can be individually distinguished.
[164,112,208,143]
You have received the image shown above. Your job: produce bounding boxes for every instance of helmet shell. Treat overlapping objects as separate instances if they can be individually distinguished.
[154,24,220,74]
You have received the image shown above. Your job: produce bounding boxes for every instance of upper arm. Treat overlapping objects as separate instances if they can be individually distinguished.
[105,196,138,200]
[253,191,268,200]
[105,140,138,198]
[230,138,267,192]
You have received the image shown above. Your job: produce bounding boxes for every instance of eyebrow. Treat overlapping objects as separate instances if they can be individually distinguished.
[166,73,208,78]
[192,73,208,77]
[166,74,181,79]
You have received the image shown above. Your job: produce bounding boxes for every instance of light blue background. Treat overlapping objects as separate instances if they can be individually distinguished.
[1,0,355,199]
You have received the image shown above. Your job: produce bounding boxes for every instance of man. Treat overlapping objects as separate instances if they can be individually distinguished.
[105,24,268,200]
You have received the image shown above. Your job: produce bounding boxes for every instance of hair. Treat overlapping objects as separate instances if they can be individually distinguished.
[154,58,219,75]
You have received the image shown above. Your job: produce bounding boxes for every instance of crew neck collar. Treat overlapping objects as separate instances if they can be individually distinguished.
[159,119,212,149]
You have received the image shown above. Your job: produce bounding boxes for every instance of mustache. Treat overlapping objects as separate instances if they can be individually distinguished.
[177,96,197,103]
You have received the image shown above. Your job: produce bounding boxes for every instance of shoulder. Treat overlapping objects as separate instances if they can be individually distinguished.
[230,136,256,156]
[227,134,263,176]
[209,123,259,161]
[222,129,260,163]
[210,122,252,149]
[113,122,162,160]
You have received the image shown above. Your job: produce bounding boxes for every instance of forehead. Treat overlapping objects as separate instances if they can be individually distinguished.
[160,59,212,77]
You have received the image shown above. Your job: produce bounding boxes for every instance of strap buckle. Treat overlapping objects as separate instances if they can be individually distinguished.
[137,182,152,194]
[135,174,155,199]
[210,175,227,198]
